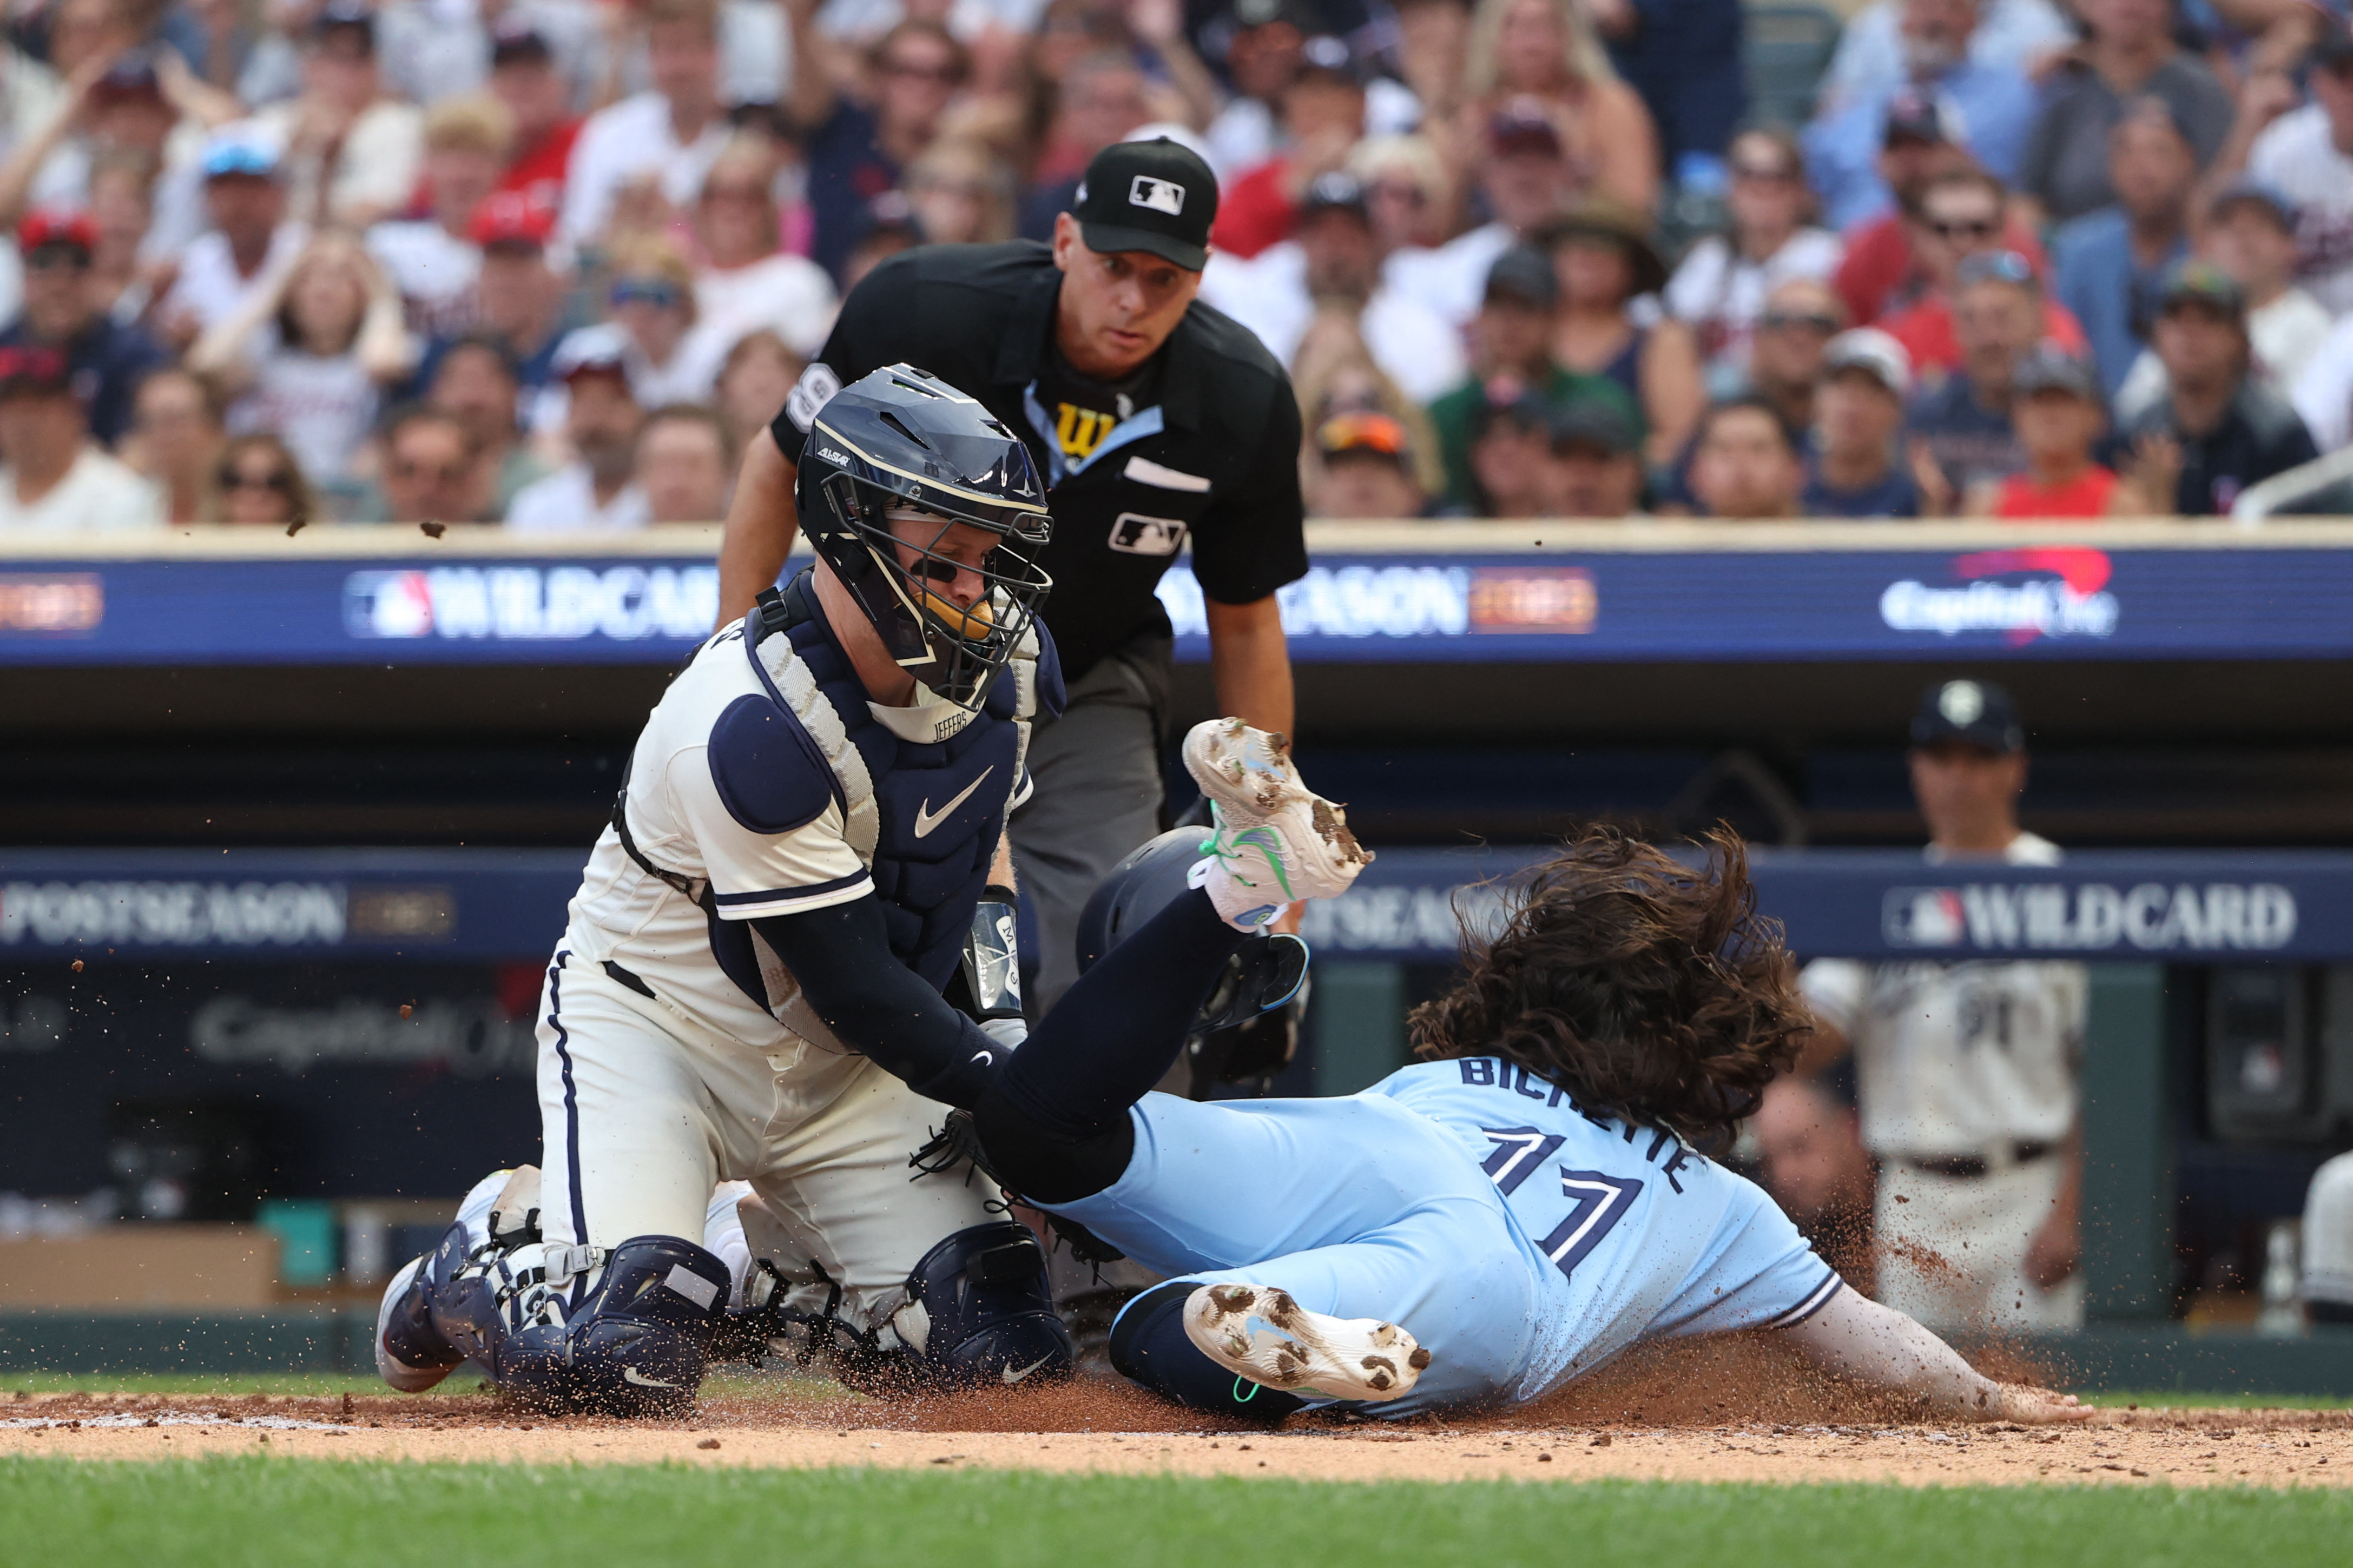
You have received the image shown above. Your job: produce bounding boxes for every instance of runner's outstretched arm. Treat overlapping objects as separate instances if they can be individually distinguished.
[1776,1287,2089,1424]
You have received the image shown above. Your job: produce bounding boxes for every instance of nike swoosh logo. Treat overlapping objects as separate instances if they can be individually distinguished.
[1001,1353,1056,1385]
[622,1367,677,1389]
[913,766,994,839]
[969,1050,993,1067]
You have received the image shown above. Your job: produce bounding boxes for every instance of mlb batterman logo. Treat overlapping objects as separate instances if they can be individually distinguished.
[1130,175,1186,215]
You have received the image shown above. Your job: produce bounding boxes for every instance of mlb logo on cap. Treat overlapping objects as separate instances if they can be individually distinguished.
[1130,175,1186,216]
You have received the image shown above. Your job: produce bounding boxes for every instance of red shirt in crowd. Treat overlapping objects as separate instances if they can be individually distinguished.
[1834,211,2051,326]
[1993,465,2119,519]
[1880,293,2090,378]
[499,120,584,214]
[1210,160,1299,261]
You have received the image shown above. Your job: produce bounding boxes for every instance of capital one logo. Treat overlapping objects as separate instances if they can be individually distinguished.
[1879,546,2119,644]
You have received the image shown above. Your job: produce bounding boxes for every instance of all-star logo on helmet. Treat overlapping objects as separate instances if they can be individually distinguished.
[796,364,1054,713]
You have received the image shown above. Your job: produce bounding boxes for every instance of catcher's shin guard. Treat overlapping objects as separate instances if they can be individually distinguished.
[498,1235,732,1417]
[901,1222,1074,1388]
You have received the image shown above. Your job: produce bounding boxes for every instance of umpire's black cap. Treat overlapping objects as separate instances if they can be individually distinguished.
[1072,138,1218,271]
[1912,679,2025,753]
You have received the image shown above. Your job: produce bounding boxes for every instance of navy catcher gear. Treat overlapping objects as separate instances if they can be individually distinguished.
[903,1222,1073,1386]
[498,1235,733,1417]
[797,363,1052,712]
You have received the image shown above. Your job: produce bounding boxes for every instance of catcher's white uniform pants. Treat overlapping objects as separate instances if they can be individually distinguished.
[531,947,996,1330]
[1875,1152,2085,1332]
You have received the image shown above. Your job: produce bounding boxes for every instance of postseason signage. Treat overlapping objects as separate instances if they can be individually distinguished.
[2,542,2351,665]
[6,848,2352,964]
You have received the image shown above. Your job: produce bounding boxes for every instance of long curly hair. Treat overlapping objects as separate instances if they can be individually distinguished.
[1407,825,1808,1149]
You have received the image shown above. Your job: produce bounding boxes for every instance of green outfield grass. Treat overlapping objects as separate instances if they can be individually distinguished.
[1,1458,2349,1568]
[2079,1390,2353,1410]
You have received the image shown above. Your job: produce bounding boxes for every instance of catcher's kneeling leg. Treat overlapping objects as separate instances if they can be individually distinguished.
[900,1222,1074,1386]
[496,1235,734,1416]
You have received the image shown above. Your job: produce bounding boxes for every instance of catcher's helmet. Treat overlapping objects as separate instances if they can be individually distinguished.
[797,364,1052,711]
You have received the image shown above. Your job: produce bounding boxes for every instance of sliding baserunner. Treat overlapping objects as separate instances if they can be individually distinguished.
[940,718,2090,1423]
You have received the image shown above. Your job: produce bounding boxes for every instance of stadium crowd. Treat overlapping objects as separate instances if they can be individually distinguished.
[0,0,2345,527]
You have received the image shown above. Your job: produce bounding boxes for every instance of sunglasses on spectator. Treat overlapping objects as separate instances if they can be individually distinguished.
[610,279,684,310]
[24,247,89,272]
[219,465,294,492]
[1731,162,1801,183]
[1760,310,1840,334]
[394,459,470,483]
[1926,215,2000,240]
[1320,412,1410,455]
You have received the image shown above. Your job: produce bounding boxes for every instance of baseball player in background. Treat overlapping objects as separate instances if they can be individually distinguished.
[1796,680,2088,1332]
[913,725,2084,1423]
[375,364,1079,1414]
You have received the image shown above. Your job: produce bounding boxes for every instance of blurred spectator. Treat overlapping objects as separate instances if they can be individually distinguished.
[604,233,709,405]
[791,10,968,282]
[202,431,313,526]
[2242,27,2353,316]
[1686,394,1803,518]
[634,401,734,522]
[158,123,307,345]
[0,208,162,447]
[367,95,512,338]
[374,402,492,524]
[1014,49,1153,241]
[430,189,568,423]
[1424,245,1638,508]
[374,1,600,117]
[839,189,924,292]
[1804,0,2040,232]
[1538,390,1643,515]
[255,1,427,230]
[1462,0,1658,216]
[684,139,839,374]
[1307,408,1427,517]
[559,0,733,253]
[1542,197,1699,466]
[1816,0,2070,115]
[1200,171,1464,402]
[1212,37,1365,260]
[1463,387,1553,515]
[904,138,1017,247]
[2117,181,2330,420]
[1799,680,2085,1333]
[1969,345,2143,517]
[1829,92,2047,326]
[1600,0,1747,176]
[1750,1075,1878,1296]
[1385,99,1576,327]
[189,230,414,491]
[1664,128,1842,383]
[1351,133,1450,254]
[1741,277,1846,436]
[1385,0,1474,135]
[1203,0,1313,176]
[1905,250,2042,494]
[0,343,161,529]
[124,366,223,524]
[426,332,548,513]
[484,19,584,214]
[2049,96,2197,399]
[1804,327,1923,517]
[0,42,222,262]
[2120,261,2319,516]
[2019,0,2231,224]
[85,150,163,323]
[1291,323,1451,500]
[713,326,803,460]
[505,323,648,530]
[1878,176,2086,376]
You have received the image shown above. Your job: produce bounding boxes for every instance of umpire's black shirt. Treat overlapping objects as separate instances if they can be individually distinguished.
[768,240,1308,687]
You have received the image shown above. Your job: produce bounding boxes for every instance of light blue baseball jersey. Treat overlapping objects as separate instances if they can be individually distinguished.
[1368,1057,1843,1402]
[1063,1056,1840,1414]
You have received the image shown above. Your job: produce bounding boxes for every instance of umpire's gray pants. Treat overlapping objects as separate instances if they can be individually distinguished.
[1009,649,1166,1015]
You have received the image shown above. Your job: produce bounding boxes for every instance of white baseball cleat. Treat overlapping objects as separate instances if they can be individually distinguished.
[1181,718,1371,929]
[1182,1281,1430,1402]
